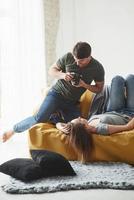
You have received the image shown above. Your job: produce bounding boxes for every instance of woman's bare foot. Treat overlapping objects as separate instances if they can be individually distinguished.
[2,130,15,142]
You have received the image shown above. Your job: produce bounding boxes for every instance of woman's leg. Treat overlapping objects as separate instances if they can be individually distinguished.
[126,74,134,111]
[106,75,125,111]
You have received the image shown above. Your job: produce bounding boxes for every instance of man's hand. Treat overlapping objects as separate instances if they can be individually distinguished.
[72,79,86,87]
[64,72,74,81]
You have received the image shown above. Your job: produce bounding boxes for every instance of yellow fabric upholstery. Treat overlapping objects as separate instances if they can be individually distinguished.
[28,90,134,164]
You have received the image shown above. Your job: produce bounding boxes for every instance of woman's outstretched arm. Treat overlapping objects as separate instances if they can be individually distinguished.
[56,118,134,135]
[107,117,134,134]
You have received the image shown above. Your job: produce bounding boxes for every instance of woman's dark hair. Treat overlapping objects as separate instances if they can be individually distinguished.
[67,122,93,163]
[73,42,91,59]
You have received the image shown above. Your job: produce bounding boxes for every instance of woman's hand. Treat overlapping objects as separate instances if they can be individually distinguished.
[56,122,71,134]
[126,118,134,130]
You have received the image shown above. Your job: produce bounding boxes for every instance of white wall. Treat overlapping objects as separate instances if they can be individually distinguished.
[57,0,134,84]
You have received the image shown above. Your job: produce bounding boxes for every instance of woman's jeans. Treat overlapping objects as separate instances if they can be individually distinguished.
[13,90,80,133]
[106,74,134,117]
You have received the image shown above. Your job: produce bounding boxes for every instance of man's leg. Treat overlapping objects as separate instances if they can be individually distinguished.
[13,90,61,133]
[60,102,81,123]
[126,74,134,111]
[106,75,125,111]
[2,90,64,142]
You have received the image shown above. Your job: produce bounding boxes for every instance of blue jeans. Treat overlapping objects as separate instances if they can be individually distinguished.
[13,90,80,133]
[106,74,134,117]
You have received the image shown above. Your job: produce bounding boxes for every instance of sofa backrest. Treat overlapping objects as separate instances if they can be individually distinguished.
[79,90,94,119]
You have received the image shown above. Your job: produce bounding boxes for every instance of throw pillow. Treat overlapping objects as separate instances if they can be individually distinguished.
[30,150,76,177]
[0,158,43,182]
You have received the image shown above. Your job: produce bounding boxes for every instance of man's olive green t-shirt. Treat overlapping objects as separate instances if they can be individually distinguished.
[52,52,105,102]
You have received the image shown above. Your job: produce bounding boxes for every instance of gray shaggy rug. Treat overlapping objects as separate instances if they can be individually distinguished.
[1,161,134,194]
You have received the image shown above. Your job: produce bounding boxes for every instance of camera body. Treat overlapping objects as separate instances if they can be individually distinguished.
[66,63,82,86]
[70,72,82,85]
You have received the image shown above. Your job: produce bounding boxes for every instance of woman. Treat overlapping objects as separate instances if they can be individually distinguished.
[56,75,134,162]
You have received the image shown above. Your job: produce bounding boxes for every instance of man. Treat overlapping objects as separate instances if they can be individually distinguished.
[2,41,105,142]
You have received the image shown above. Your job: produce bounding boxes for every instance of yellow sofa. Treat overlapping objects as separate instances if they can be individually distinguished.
[28,90,134,164]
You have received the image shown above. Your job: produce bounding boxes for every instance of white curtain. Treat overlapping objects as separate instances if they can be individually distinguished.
[0,0,46,129]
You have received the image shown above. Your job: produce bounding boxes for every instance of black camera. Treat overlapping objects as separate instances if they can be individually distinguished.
[70,72,82,85]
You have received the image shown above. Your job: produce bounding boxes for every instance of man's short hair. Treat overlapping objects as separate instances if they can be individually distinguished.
[73,42,91,59]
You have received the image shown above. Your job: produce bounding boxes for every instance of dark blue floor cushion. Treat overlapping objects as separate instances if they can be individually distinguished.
[30,150,76,177]
[0,158,43,182]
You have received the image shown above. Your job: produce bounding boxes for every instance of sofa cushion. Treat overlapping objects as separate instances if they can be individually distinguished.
[28,123,134,164]
[79,89,93,118]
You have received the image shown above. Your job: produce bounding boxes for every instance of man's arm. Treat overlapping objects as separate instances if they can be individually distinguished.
[48,63,73,81]
[48,63,65,79]
[75,79,104,93]
[83,81,104,93]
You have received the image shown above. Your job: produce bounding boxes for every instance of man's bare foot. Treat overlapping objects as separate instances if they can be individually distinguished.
[2,130,15,142]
